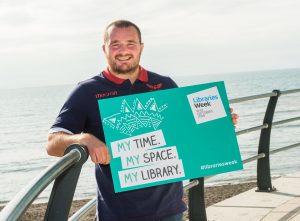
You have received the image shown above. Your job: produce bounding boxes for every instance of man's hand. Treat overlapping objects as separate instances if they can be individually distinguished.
[230,108,239,128]
[46,132,110,165]
[80,133,111,165]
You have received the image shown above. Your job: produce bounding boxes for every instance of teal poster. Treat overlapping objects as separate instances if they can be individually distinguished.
[98,81,243,193]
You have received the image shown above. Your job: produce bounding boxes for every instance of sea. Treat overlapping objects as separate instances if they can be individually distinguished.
[0,68,299,205]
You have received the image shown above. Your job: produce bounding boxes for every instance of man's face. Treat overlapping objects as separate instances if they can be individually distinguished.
[103,26,144,75]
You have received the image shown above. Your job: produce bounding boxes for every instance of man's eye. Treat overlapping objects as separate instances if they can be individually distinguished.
[128,43,136,47]
[111,44,120,49]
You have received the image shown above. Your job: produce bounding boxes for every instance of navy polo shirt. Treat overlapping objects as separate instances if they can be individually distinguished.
[50,67,187,221]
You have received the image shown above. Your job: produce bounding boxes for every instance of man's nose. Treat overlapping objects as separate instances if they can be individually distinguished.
[118,44,129,53]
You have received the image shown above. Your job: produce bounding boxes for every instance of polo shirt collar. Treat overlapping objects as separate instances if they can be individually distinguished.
[102,66,148,85]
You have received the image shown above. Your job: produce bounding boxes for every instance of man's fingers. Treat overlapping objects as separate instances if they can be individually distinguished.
[230,111,239,128]
[103,154,110,164]
[91,153,98,164]
[103,147,110,164]
[92,146,110,165]
[231,113,239,119]
[98,147,109,165]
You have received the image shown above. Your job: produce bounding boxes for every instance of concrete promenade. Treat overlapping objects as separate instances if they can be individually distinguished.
[206,171,300,221]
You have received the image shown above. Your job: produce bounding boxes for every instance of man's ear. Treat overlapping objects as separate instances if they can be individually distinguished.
[140,43,144,53]
[102,44,106,53]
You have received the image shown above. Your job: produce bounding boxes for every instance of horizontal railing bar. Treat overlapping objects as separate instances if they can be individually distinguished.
[204,152,266,181]
[272,117,300,127]
[229,88,300,104]
[236,123,269,136]
[0,149,81,221]
[68,197,97,221]
[229,92,277,104]
[280,88,300,95]
[182,144,296,186]
[270,143,300,155]
[184,179,199,191]
[243,153,266,164]
[235,116,299,136]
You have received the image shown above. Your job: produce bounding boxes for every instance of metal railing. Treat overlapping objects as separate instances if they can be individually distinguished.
[188,88,300,220]
[0,88,299,221]
[0,144,89,221]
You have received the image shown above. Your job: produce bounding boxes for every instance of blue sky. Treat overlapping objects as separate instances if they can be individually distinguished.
[1,0,300,89]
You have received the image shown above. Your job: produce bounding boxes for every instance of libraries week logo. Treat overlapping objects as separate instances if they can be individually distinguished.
[187,86,227,124]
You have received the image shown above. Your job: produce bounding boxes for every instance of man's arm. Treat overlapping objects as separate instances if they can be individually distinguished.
[46,132,110,164]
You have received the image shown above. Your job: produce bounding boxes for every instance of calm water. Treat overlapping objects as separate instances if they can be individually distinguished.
[0,68,299,204]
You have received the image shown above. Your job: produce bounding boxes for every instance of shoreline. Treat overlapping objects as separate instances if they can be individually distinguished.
[0,182,257,220]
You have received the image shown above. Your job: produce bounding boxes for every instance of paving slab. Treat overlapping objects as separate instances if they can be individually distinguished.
[206,172,300,221]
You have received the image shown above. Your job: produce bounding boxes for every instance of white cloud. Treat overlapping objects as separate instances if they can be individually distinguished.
[0,0,300,88]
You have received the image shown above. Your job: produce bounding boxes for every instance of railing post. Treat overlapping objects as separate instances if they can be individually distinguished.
[188,177,207,221]
[256,90,280,192]
[44,144,89,221]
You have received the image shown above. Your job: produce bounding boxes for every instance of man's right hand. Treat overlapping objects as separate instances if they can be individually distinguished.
[79,133,110,165]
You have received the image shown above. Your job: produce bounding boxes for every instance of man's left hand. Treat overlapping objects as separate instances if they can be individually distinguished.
[230,108,239,128]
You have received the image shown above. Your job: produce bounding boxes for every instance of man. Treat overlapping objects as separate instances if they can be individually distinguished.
[47,20,238,221]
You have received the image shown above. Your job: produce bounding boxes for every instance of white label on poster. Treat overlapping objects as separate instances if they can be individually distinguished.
[118,160,185,188]
[110,130,166,158]
[187,86,227,124]
[120,146,179,169]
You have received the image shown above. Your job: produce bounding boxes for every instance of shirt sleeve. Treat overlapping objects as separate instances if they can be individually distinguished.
[50,83,88,134]
[167,77,179,89]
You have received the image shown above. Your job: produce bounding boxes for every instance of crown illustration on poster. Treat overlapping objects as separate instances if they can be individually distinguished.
[103,98,168,136]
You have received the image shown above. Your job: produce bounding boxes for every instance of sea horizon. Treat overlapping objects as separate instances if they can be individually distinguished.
[1,67,299,91]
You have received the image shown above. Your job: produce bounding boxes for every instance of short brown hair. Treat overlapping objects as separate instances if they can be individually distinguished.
[104,20,142,43]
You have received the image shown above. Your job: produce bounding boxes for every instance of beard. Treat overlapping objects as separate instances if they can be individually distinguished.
[112,62,139,75]
[110,53,141,75]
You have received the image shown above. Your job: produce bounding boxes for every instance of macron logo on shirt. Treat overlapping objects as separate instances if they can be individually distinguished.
[95,91,118,99]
